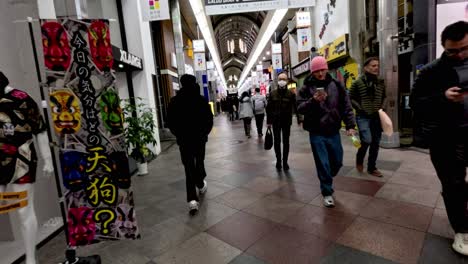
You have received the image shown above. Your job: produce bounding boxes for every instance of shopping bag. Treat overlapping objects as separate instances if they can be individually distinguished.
[264,127,273,150]
[379,109,393,137]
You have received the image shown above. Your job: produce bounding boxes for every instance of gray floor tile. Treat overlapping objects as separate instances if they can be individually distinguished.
[321,244,398,264]
[229,254,266,264]
[419,234,468,264]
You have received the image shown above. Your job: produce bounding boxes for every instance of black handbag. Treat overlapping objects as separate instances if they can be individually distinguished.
[264,127,273,150]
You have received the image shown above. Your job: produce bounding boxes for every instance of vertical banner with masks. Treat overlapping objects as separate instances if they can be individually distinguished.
[194,53,207,71]
[297,28,312,52]
[40,19,140,246]
[272,54,283,69]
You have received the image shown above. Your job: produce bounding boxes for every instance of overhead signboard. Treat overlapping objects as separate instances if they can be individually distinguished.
[207,60,215,70]
[289,0,316,8]
[272,43,282,54]
[141,0,170,21]
[193,40,206,53]
[317,34,348,62]
[292,59,310,77]
[205,0,288,16]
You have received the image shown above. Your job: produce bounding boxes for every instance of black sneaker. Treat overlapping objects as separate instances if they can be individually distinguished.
[276,162,282,170]
[283,163,290,171]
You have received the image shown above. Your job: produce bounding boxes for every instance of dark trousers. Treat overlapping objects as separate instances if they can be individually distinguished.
[429,132,468,233]
[273,124,291,163]
[179,143,207,202]
[255,114,265,135]
[309,133,343,196]
[356,115,382,172]
[229,111,235,121]
[243,117,252,136]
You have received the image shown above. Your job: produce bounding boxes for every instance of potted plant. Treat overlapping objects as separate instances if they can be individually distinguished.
[122,98,157,175]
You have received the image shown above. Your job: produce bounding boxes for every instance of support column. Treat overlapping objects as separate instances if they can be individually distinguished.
[170,0,185,77]
[378,0,400,148]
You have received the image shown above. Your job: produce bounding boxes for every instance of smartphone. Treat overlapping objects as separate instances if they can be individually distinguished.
[455,64,468,92]
[316,87,326,95]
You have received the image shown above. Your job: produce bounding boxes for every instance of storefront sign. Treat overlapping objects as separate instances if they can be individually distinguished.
[193,40,206,53]
[272,43,282,54]
[194,53,207,71]
[205,0,288,15]
[272,54,283,69]
[297,28,312,52]
[296,11,311,28]
[141,0,170,21]
[40,19,140,246]
[289,0,316,8]
[112,46,143,70]
[207,61,215,70]
[292,59,310,77]
[208,70,216,81]
[318,34,348,62]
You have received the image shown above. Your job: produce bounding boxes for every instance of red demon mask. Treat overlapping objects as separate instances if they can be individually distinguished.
[68,207,96,246]
[88,21,113,72]
[41,22,71,71]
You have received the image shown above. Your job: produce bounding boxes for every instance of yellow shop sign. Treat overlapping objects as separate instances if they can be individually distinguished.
[318,34,348,62]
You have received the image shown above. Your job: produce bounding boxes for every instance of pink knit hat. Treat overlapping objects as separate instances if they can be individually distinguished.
[310,56,329,73]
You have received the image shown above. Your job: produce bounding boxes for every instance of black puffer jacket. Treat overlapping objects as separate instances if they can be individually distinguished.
[409,54,466,148]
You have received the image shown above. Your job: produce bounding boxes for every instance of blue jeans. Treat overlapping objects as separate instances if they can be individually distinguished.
[309,133,343,196]
[356,115,382,172]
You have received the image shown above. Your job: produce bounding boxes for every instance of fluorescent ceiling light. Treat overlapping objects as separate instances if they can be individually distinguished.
[189,0,227,91]
[263,57,266,60]
[237,9,288,89]
[267,51,270,55]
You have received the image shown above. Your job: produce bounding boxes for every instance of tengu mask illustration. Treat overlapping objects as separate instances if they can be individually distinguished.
[88,21,113,72]
[99,89,124,135]
[61,151,87,192]
[50,90,82,135]
[68,207,96,246]
[41,22,71,71]
[109,151,131,189]
[116,204,139,239]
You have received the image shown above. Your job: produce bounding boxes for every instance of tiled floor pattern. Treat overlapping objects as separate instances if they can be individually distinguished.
[30,115,468,264]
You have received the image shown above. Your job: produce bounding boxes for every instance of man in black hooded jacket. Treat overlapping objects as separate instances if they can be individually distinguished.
[410,21,468,255]
[167,74,213,214]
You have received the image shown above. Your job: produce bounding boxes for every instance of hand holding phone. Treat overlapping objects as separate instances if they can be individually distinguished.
[313,87,327,102]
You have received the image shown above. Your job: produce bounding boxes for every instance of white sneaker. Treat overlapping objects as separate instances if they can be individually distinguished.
[188,200,199,215]
[323,196,335,208]
[452,233,468,256]
[199,180,208,195]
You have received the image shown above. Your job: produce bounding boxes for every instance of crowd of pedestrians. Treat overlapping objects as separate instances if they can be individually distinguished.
[167,21,467,255]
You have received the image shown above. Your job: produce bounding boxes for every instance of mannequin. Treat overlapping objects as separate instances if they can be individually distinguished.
[0,71,53,264]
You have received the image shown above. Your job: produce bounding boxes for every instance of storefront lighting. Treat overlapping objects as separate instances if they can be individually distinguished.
[189,0,227,91]
[118,64,124,68]
[230,39,235,54]
[237,9,288,89]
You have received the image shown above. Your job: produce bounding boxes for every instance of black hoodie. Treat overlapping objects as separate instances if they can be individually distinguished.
[167,79,213,145]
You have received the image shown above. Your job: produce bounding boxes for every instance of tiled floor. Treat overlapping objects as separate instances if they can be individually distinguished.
[30,115,468,264]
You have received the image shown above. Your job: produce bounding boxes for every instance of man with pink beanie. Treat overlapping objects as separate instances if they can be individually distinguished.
[297,56,356,207]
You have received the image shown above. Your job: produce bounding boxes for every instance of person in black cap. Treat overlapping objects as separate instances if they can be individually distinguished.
[167,74,213,215]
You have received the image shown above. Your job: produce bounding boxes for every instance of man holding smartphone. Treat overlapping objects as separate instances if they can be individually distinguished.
[297,56,356,207]
[410,21,468,255]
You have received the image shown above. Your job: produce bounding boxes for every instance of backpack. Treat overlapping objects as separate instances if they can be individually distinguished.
[253,96,265,111]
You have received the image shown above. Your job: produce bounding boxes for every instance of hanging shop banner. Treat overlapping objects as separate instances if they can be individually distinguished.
[272,43,282,54]
[318,34,348,62]
[289,0,316,8]
[205,0,288,16]
[297,28,312,52]
[272,54,283,69]
[296,11,311,28]
[140,0,170,21]
[40,19,140,247]
[194,53,207,71]
[436,0,468,56]
[207,70,216,81]
[314,0,350,47]
[193,40,206,53]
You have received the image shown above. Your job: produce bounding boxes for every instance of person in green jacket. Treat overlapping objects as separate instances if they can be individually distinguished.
[349,57,386,177]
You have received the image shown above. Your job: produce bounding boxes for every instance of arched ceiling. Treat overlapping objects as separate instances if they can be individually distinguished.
[211,12,267,82]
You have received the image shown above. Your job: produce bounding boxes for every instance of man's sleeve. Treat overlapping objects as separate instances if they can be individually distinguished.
[349,80,364,113]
